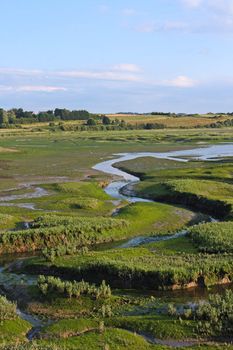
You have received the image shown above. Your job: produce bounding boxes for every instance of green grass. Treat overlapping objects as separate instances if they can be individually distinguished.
[144,236,198,255]
[189,222,233,253]
[53,182,110,200]
[116,157,233,182]
[41,315,195,340]
[40,318,100,338]
[0,213,18,231]
[0,130,232,346]
[117,202,196,236]
[0,319,31,344]
[0,200,196,254]
[133,179,232,218]
[167,179,233,204]
[38,328,156,350]
[107,315,196,340]
[25,245,233,290]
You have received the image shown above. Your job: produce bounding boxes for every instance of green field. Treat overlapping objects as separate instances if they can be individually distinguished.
[0,125,232,348]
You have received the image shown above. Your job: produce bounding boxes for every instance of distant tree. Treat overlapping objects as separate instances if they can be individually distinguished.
[102,116,111,125]
[0,109,8,125]
[87,118,96,126]
[7,110,16,124]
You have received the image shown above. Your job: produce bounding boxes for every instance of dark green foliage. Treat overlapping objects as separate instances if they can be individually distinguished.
[102,116,111,125]
[37,275,111,300]
[42,245,89,262]
[189,222,233,253]
[28,247,233,290]
[0,216,129,253]
[195,290,233,337]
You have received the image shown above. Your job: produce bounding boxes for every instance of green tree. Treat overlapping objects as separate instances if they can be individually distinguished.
[87,118,96,126]
[0,109,8,125]
[102,116,111,125]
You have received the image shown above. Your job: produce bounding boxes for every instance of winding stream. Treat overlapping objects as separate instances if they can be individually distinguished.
[94,143,233,201]
[93,143,232,247]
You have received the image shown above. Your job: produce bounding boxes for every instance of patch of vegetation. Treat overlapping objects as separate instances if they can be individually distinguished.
[117,202,196,236]
[189,222,233,253]
[133,179,232,218]
[107,315,196,340]
[37,276,111,300]
[0,296,30,345]
[25,247,233,290]
[170,290,233,339]
[0,296,17,320]
[0,216,129,253]
[53,182,110,200]
[0,213,17,231]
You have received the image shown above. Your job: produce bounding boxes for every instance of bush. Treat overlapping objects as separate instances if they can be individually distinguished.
[0,296,17,320]
[37,276,111,300]
[189,222,233,253]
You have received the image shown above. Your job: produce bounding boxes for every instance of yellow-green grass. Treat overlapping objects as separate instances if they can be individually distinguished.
[25,246,233,290]
[143,236,198,255]
[116,202,196,236]
[41,316,195,341]
[0,319,31,345]
[0,213,18,231]
[107,315,196,340]
[27,296,104,319]
[115,157,233,182]
[189,222,233,253]
[0,200,195,254]
[107,113,232,128]
[133,179,232,218]
[0,129,232,195]
[37,328,156,350]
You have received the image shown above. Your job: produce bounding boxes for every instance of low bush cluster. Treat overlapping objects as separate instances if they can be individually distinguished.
[0,215,129,253]
[168,290,233,338]
[37,275,111,300]
[189,222,233,253]
[42,245,89,262]
[0,296,17,321]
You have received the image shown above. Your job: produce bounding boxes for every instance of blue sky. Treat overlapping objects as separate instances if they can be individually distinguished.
[0,0,233,113]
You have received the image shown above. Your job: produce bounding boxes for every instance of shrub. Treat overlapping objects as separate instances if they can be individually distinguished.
[0,296,17,320]
[37,275,111,300]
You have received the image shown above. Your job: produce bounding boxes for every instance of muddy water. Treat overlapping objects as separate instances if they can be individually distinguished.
[0,185,49,210]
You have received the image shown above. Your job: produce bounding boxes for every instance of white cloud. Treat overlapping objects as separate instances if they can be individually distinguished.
[57,70,141,82]
[15,85,67,93]
[182,0,203,8]
[113,64,141,72]
[0,67,198,94]
[0,66,142,83]
[0,85,67,93]
[17,86,67,92]
[207,0,233,13]
[181,0,233,13]
[164,76,197,88]
[0,68,43,76]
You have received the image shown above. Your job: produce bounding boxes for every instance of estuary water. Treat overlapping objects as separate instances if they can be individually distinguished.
[93,143,233,201]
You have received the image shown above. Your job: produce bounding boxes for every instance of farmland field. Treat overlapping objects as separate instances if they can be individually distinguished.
[0,124,232,349]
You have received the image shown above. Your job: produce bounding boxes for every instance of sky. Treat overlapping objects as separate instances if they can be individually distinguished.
[0,0,233,113]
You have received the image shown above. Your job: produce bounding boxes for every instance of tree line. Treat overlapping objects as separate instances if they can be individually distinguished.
[0,107,103,126]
